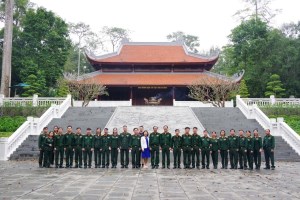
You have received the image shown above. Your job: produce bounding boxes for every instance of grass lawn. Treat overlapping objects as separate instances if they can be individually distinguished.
[0,132,13,138]
[0,116,26,138]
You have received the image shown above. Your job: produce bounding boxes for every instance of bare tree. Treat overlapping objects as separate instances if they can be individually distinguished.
[63,73,108,107]
[0,0,14,97]
[101,26,130,52]
[188,77,239,107]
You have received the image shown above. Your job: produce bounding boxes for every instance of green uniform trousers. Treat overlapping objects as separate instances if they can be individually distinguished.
[183,146,191,167]
[229,149,238,168]
[39,149,45,167]
[264,149,275,168]
[238,149,247,168]
[94,148,102,167]
[173,148,181,167]
[55,147,64,167]
[65,147,74,167]
[120,149,129,166]
[74,146,82,167]
[246,150,253,169]
[211,150,218,168]
[191,147,200,167]
[220,150,228,168]
[161,146,170,167]
[43,150,52,167]
[102,149,110,167]
[201,149,210,168]
[131,146,141,167]
[151,146,160,167]
[83,148,93,167]
[253,149,261,168]
[111,148,118,166]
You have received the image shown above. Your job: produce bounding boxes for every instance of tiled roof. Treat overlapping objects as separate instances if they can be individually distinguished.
[86,42,219,64]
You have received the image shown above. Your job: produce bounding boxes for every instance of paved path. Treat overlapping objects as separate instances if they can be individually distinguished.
[0,161,300,200]
[105,106,205,134]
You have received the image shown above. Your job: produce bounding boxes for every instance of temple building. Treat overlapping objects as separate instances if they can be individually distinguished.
[82,41,243,106]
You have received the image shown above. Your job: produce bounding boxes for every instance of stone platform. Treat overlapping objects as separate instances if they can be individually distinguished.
[0,161,300,200]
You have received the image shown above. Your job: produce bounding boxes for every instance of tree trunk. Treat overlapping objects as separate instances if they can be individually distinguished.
[0,0,14,97]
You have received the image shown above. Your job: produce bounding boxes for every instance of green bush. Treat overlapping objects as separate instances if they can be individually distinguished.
[0,116,26,133]
[0,106,49,117]
[0,132,13,138]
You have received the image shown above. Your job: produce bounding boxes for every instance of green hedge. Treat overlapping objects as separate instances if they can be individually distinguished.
[0,106,49,117]
[0,132,13,138]
[260,105,300,116]
[0,116,26,133]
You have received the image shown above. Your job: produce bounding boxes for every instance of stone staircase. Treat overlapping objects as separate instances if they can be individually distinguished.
[192,107,300,162]
[9,107,116,160]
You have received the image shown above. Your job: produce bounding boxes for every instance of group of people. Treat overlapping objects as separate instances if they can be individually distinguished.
[38,125,276,170]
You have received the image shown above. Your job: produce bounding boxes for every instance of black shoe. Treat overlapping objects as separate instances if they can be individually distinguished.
[234,166,238,169]
[214,167,217,169]
[206,167,210,169]
[95,166,98,168]
[59,166,63,168]
[201,166,205,169]
[121,165,124,168]
[264,167,270,170]
[178,166,181,169]
[65,166,69,168]
[69,166,73,168]
[271,167,275,170]
[55,165,59,168]
[151,165,155,169]
[106,166,109,168]
[192,166,195,169]
[167,166,170,169]
[102,166,105,168]
[162,166,165,169]
[173,166,177,169]
[229,167,234,169]
[84,166,87,169]
[125,165,128,168]
[133,166,136,168]
[244,167,248,170]
[196,166,200,169]
[74,165,78,168]
[238,167,243,169]
[221,166,224,169]
[225,167,228,169]
[155,166,158,169]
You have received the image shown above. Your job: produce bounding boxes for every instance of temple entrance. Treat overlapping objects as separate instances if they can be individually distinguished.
[132,87,173,106]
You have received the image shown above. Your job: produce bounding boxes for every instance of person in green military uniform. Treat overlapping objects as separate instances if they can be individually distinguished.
[54,127,64,168]
[131,128,142,168]
[150,126,160,169]
[172,129,182,169]
[238,130,247,170]
[64,126,75,168]
[218,130,229,169]
[201,130,211,169]
[210,131,219,169]
[191,127,201,169]
[43,131,54,168]
[74,127,83,168]
[82,128,94,168]
[38,127,48,168]
[245,130,254,170]
[51,126,59,165]
[94,128,102,168]
[253,129,262,169]
[102,128,111,168]
[111,128,120,168]
[228,129,239,169]
[263,129,275,170]
[160,125,172,169]
[182,127,192,169]
[119,125,131,168]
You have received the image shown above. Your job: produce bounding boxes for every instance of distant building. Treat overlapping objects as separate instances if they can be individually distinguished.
[82,41,243,106]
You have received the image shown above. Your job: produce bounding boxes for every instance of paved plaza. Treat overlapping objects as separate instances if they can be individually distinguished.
[0,161,300,200]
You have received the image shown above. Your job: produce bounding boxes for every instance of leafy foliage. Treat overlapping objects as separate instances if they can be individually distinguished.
[167,31,200,53]
[265,74,286,97]
[0,116,26,132]
[239,79,250,98]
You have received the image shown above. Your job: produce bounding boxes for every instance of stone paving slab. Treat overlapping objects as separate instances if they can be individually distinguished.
[0,161,300,200]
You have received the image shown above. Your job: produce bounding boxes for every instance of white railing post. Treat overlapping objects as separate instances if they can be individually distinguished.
[33,94,38,107]
[0,138,9,161]
[27,116,34,135]
[270,95,275,105]
[0,94,4,106]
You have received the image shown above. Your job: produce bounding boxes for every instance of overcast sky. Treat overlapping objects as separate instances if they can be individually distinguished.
[30,0,299,52]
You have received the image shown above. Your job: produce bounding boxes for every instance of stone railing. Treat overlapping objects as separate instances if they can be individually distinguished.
[0,94,66,107]
[0,95,72,160]
[242,95,300,107]
[236,95,300,156]
[73,99,132,107]
[173,100,234,107]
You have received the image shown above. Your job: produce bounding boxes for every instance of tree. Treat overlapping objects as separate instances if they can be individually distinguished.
[167,31,200,53]
[56,77,69,97]
[188,78,239,107]
[101,26,130,52]
[265,74,286,98]
[239,79,250,97]
[0,0,14,97]
[234,0,281,23]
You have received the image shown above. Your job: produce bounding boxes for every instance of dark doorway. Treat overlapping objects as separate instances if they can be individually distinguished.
[132,87,173,106]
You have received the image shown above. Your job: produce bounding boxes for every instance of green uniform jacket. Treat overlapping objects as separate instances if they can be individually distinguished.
[131,135,141,148]
[263,135,275,150]
[149,132,160,148]
[38,133,47,149]
[102,134,111,149]
[160,132,172,147]
[191,134,202,148]
[94,134,102,148]
[228,135,239,150]
[238,136,247,150]
[44,137,54,151]
[253,136,263,150]
[54,134,64,148]
[201,136,211,150]
[64,133,75,148]
[74,134,83,147]
[82,134,94,148]
[111,135,120,148]
[181,134,192,147]
[171,135,182,148]
[218,136,229,150]
[119,132,132,149]
[246,136,254,151]
[210,137,219,151]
